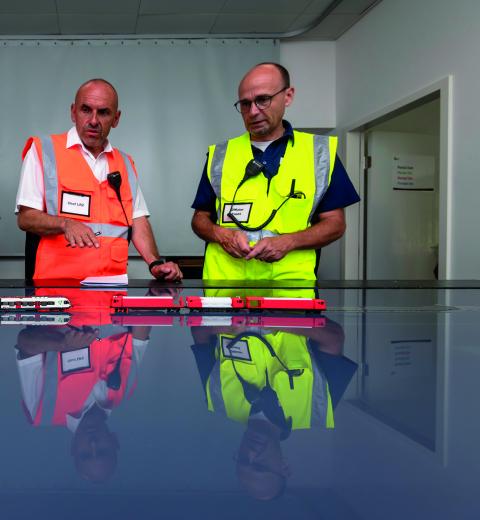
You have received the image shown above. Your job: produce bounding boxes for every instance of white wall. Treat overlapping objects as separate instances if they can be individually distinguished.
[279,41,336,128]
[334,0,480,279]
[0,38,277,258]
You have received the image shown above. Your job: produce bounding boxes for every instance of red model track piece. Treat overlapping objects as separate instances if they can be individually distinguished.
[111,295,183,311]
[245,297,326,311]
[185,296,245,309]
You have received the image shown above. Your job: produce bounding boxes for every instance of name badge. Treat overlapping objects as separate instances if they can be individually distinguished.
[61,347,91,374]
[61,191,91,217]
[221,336,251,361]
[222,203,252,223]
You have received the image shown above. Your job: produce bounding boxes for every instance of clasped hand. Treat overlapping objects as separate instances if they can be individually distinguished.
[219,229,292,262]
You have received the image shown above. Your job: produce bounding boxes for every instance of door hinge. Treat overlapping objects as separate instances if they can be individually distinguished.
[362,155,372,171]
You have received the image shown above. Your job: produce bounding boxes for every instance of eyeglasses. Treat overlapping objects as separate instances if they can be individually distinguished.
[234,87,288,114]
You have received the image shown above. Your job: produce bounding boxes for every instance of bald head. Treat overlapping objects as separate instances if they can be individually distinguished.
[239,63,290,93]
[237,63,294,141]
[75,79,119,111]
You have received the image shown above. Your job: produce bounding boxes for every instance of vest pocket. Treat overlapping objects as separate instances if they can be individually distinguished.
[276,197,313,233]
[111,244,128,264]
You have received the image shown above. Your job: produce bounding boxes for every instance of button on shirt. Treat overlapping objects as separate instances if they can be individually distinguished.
[15,126,150,218]
[191,120,360,220]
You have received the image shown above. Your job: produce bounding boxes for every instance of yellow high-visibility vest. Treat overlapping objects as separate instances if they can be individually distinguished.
[203,131,338,280]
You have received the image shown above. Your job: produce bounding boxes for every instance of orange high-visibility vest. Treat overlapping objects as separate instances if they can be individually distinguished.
[22,133,138,279]
[24,332,136,427]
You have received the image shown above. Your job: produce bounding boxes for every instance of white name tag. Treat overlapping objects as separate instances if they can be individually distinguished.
[222,203,252,223]
[61,347,91,374]
[221,336,251,361]
[61,191,91,217]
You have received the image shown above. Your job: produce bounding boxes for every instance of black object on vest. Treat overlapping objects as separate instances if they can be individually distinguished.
[107,171,132,243]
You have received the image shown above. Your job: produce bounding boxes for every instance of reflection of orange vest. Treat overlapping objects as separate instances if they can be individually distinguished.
[23,133,137,279]
[25,333,135,427]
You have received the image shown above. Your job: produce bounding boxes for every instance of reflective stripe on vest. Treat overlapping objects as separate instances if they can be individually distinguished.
[310,355,334,428]
[125,344,138,398]
[40,352,59,426]
[41,136,59,215]
[310,135,331,223]
[245,229,279,243]
[119,150,138,204]
[96,324,129,338]
[207,359,227,414]
[85,222,129,240]
[210,140,228,222]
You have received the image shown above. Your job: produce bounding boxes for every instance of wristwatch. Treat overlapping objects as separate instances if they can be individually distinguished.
[148,257,167,274]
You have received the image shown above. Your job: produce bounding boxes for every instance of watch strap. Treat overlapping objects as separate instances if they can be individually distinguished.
[149,258,167,274]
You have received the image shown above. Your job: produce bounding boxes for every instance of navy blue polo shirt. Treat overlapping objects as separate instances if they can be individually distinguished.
[191,120,360,220]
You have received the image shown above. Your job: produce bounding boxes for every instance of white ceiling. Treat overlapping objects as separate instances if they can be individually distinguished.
[0,0,381,39]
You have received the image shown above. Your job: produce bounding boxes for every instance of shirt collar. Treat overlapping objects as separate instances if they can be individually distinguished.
[66,126,113,155]
[66,386,112,433]
[282,120,294,144]
[248,120,294,148]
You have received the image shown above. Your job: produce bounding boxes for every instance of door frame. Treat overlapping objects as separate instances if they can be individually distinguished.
[342,76,453,280]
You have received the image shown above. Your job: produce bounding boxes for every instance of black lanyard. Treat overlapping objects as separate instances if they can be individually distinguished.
[226,160,305,232]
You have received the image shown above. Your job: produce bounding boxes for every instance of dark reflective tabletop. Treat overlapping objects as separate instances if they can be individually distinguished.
[0,283,478,519]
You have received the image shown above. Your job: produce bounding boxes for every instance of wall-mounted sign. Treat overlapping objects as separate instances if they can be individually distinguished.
[392,154,435,191]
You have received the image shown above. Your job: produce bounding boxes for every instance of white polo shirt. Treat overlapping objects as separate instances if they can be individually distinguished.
[15,126,150,218]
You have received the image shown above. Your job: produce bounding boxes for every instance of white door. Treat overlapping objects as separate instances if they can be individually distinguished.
[365,127,439,279]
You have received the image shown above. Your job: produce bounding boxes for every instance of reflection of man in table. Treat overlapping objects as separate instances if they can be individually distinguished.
[190,317,357,500]
[15,323,150,482]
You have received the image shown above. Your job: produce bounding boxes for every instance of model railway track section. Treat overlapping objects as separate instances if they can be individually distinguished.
[110,295,326,312]
[0,296,326,327]
[0,296,71,311]
[112,314,326,328]
[0,295,326,314]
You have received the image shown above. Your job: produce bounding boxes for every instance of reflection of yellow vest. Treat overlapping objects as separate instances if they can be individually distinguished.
[206,332,334,430]
[203,131,338,280]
